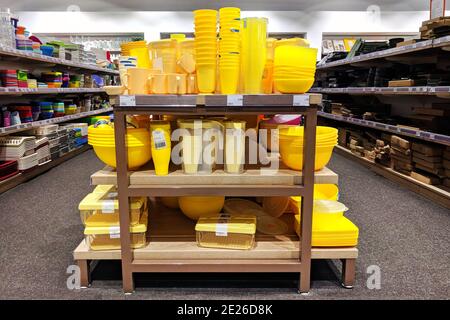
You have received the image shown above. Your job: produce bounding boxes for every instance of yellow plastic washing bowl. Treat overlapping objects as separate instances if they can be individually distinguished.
[91,144,152,170]
[279,126,338,141]
[274,78,315,94]
[280,143,336,171]
[178,196,225,221]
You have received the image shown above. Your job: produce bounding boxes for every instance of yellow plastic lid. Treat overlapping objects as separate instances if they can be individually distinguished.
[295,214,359,237]
[78,191,146,211]
[196,214,256,235]
[313,200,348,214]
[224,198,264,216]
[170,33,186,40]
[256,216,289,235]
[92,185,116,194]
[84,212,148,235]
[262,197,290,218]
[149,39,177,49]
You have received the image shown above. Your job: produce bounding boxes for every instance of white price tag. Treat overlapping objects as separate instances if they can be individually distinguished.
[109,226,120,238]
[152,129,167,150]
[215,222,228,237]
[227,95,243,106]
[107,192,118,198]
[119,95,136,106]
[101,200,115,213]
[293,95,310,107]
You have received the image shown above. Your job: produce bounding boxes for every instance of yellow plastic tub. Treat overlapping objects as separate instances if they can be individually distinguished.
[196,214,256,250]
[290,184,339,214]
[274,78,315,94]
[79,187,147,226]
[160,197,179,209]
[274,45,317,69]
[294,214,358,247]
[84,212,148,251]
[179,196,225,220]
[279,143,336,171]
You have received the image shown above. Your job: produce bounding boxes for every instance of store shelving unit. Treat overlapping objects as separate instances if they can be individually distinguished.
[318,111,450,146]
[0,144,90,194]
[73,93,358,293]
[310,86,450,96]
[334,145,450,208]
[0,107,112,136]
[0,45,119,75]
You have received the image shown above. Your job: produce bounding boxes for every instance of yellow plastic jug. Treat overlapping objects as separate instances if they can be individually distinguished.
[150,121,171,176]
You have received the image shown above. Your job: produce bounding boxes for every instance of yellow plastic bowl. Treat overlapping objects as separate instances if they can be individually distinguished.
[291,184,339,207]
[178,196,225,220]
[161,197,179,209]
[92,144,152,170]
[279,126,338,139]
[274,45,318,69]
[274,78,315,93]
[280,143,336,171]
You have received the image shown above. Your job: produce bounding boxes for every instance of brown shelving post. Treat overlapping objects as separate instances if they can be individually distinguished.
[113,94,321,294]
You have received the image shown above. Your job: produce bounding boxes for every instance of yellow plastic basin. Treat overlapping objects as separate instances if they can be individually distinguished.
[179,196,225,220]
[91,144,151,170]
[274,78,315,94]
[280,143,336,171]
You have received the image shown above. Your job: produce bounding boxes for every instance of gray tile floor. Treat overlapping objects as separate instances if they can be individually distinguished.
[0,150,448,299]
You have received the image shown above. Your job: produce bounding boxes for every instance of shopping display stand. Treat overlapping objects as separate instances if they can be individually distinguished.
[73,93,359,293]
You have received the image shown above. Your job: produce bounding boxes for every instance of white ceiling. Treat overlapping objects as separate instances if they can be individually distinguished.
[4,0,428,12]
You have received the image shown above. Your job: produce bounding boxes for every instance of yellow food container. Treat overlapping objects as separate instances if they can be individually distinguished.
[150,121,171,176]
[196,214,256,250]
[294,214,358,247]
[290,184,339,214]
[84,212,148,251]
[78,186,147,226]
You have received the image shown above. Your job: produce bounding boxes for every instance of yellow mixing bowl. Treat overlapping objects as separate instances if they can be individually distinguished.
[274,45,318,69]
[91,144,151,170]
[274,78,315,94]
[161,197,179,209]
[280,143,336,171]
[279,126,338,140]
[178,196,225,220]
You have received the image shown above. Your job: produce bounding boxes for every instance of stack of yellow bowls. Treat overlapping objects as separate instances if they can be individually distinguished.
[273,45,317,93]
[278,126,338,171]
[218,7,241,94]
[88,123,152,170]
[194,9,218,93]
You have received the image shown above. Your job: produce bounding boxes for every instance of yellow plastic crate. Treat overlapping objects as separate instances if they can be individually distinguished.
[294,214,359,247]
[195,215,256,250]
[78,185,147,226]
[84,212,148,251]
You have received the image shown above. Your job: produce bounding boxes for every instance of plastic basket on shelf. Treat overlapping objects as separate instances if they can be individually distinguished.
[84,212,148,251]
[0,136,36,161]
[17,152,38,170]
[195,214,256,250]
[0,160,19,181]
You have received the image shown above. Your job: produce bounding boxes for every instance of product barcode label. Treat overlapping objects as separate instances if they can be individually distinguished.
[227,95,243,106]
[293,95,310,106]
[109,226,120,238]
[101,200,115,213]
[119,95,136,107]
[152,130,167,149]
[216,215,231,237]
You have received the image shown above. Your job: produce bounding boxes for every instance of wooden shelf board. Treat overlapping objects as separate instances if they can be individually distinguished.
[0,108,112,136]
[73,201,358,261]
[90,166,339,186]
[0,87,106,96]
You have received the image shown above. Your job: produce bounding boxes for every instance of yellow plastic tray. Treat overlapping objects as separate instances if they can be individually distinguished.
[78,186,147,226]
[84,212,148,251]
[294,215,359,247]
[196,215,256,250]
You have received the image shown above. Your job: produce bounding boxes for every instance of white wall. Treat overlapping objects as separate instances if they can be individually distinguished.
[16,10,443,57]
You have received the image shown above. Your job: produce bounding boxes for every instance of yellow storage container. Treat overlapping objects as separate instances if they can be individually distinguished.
[84,212,148,251]
[294,215,359,247]
[78,186,148,226]
[196,215,257,250]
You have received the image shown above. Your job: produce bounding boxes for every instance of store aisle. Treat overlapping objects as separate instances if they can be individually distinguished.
[0,150,448,299]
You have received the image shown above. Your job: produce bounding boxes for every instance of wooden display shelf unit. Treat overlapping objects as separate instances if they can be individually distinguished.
[0,107,112,136]
[310,86,450,97]
[109,94,321,294]
[0,144,91,194]
[335,145,450,209]
[0,87,107,96]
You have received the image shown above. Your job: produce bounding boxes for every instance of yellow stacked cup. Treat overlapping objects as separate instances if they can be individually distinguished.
[150,121,172,176]
[194,9,218,93]
[219,7,241,94]
[241,17,268,94]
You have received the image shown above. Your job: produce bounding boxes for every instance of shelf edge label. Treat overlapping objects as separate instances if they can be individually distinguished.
[293,95,310,106]
[119,95,136,107]
[227,95,243,107]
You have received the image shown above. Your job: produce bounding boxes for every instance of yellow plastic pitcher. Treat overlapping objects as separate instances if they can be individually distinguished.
[150,121,171,176]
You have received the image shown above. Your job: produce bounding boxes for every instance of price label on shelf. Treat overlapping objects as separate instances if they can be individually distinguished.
[119,95,136,107]
[227,95,243,106]
[293,95,310,106]
[109,227,120,239]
